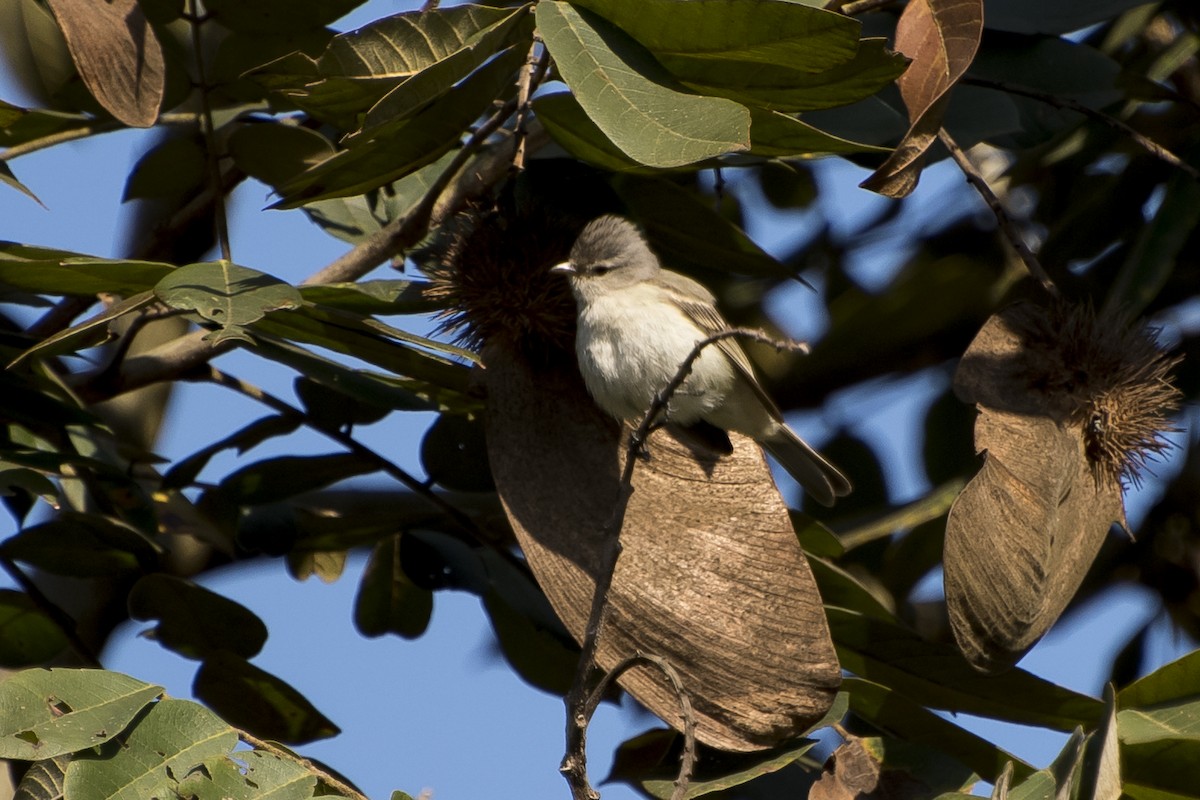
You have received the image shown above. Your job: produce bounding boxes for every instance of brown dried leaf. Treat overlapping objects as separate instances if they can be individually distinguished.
[484,343,840,751]
[811,738,882,800]
[945,304,1124,673]
[46,0,164,127]
[860,0,982,197]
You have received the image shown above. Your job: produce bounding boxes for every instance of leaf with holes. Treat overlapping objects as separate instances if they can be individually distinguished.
[154,261,302,344]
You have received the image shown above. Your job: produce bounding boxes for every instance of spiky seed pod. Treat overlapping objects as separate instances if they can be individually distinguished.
[1017,302,1181,488]
[424,208,578,359]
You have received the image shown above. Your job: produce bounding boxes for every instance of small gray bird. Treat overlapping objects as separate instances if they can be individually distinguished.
[552,214,851,506]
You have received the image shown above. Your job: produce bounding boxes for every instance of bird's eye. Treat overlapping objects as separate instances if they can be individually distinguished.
[591,265,612,275]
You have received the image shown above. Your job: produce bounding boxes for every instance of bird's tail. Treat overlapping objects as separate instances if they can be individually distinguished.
[763,427,852,507]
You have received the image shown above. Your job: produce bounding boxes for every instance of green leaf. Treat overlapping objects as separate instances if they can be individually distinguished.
[808,556,896,620]
[748,107,889,156]
[1079,686,1121,800]
[1,512,161,577]
[247,4,530,127]
[420,414,493,492]
[161,415,302,491]
[537,1,750,168]
[128,574,269,660]
[154,260,303,344]
[828,608,1105,730]
[1121,738,1200,800]
[253,303,473,392]
[1104,170,1200,319]
[254,338,468,414]
[570,0,860,73]
[8,290,155,367]
[0,668,162,760]
[177,748,316,800]
[227,121,336,189]
[1119,700,1200,745]
[274,44,525,207]
[214,452,378,506]
[983,0,1153,35]
[846,677,1030,783]
[205,0,366,33]
[676,38,909,112]
[0,161,43,205]
[298,280,439,314]
[193,651,339,744]
[353,5,535,139]
[480,587,578,696]
[0,244,173,295]
[0,591,69,668]
[532,92,653,172]
[355,535,433,639]
[1120,650,1200,710]
[0,98,95,147]
[63,698,237,800]
[792,512,845,557]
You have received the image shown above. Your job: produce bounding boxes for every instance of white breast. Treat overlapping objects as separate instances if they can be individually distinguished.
[575,284,735,424]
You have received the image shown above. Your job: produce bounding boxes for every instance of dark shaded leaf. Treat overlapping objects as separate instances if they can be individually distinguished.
[227,121,336,189]
[122,136,206,202]
[0,161,42,205]
[828,607,1104,730]
[843,677,1031,783]
[193,652,339,744]
[0,98,94,147]
[214,453,378,506]
[13,754,69,800]
[161,415,302,491]
[480,587,578,695]
[127,574,268,660]
[749,107,889,156]
[295,376,389,431]
[536,1,750,168]
[607,728,819,799]
[154,260,303,344]
[420,414,493,492]
[355,534,432,639]
[983,0,1153,35]
[0,592,69,669]
[204,0,365,33]
[0,668,162,759]
[8,291,155,368]
[44,0,164,127]
[273,45,525,207]
[2,512,161,577]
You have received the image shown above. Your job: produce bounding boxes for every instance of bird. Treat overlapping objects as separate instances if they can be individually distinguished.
[551,214,851,506]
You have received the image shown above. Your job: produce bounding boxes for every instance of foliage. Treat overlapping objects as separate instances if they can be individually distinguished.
[1,0,1199,798]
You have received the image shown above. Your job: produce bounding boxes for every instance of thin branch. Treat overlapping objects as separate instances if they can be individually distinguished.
[188,0,232,262]
[513,44,551,173]
[0,556,101,667]
[962,76,1200,181]
[561,326,807,800]
[203,366,486,541]
[303,96,529,286]
[828,0,900,15]
[237,729,368,800]
[937,128,1059,298]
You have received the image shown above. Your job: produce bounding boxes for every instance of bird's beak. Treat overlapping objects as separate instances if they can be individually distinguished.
[550,261,576,275]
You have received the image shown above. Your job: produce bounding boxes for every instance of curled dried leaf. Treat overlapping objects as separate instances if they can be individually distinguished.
[946,302,1180,672]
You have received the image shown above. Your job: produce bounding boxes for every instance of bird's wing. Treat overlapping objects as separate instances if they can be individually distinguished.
[660,272,785,420]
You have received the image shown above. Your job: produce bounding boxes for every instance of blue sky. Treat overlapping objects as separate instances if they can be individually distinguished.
[1,3,1195,798]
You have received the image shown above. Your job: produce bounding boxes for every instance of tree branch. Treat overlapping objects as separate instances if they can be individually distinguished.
[937,128,1059,298]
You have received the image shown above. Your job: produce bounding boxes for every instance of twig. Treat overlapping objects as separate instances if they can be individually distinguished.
[0,556,101,667]
[188,1,232,262]
[513,45,551,172]
[829,0,899,15]
[561,326,806,800]
[303,95,527,286]
[961,76,1200,181]
[237,728,368,800]
[937,128,1059,298]
[203,366,486,541]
